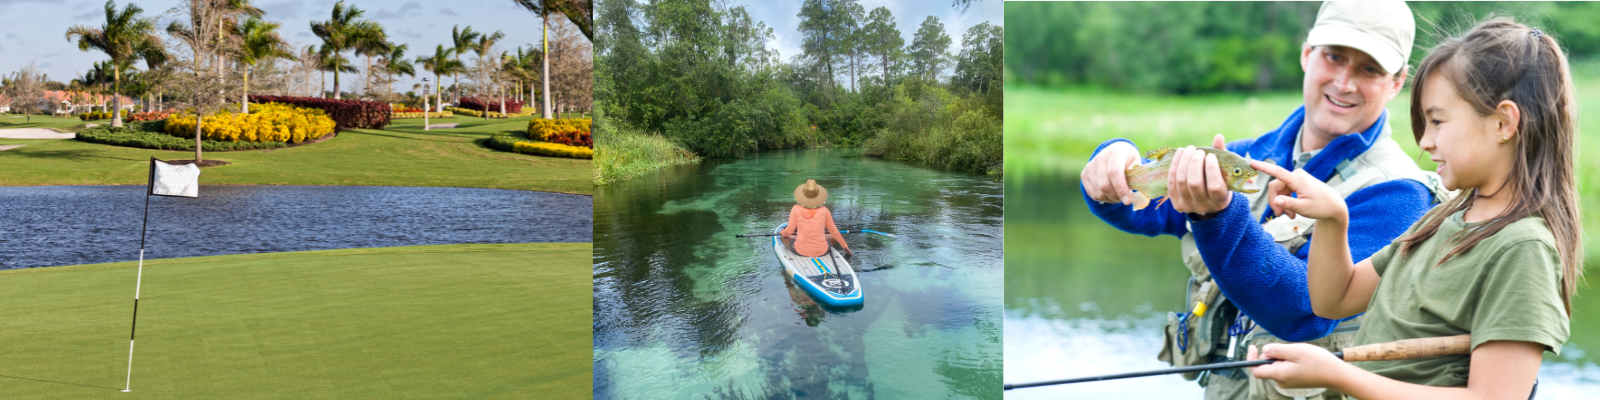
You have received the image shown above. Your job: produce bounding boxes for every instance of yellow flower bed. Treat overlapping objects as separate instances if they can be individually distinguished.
[527,118,592,139]
[164,103,336,143]
[512,141,593,159]
[392,111,453,119]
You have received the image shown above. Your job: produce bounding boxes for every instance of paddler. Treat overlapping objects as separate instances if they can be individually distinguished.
[780,180,853,259]
[1078,2,1452,399]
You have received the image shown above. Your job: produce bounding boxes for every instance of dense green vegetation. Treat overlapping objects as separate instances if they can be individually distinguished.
[0,243,591,399]
[592,112,699,185]
[1005,2,1600,94]
[595,0,1002,177]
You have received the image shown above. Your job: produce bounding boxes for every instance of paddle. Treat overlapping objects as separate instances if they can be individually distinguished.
[735,229,898,238]
[1003,334,1472,390]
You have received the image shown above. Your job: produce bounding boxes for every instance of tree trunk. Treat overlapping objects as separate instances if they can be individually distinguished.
[542,12,552,120]
[243,67,251,114]
[194,114,203,162]
[333,65,342,100]
[112,66,124,128]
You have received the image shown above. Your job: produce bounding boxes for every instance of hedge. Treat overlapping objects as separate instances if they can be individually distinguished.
[248,95,390,129]
[445,106,535,118]
[164,103,336,143]
[527,118,592,148]
[391,111,453,119]
[76,121,287,151]
[128,110,174,122]
[79,111,114,120]
[487,132,592,159]
[460,97,522,114]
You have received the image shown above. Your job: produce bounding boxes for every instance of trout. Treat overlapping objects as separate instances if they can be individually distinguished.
[1125,147,1264,211]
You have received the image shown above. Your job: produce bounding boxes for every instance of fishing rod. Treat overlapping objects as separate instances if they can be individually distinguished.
[735,229,899,238]
[1004,334,1471,391]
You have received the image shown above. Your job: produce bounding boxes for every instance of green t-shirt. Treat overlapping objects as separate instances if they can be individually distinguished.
[1353,207,1568,388]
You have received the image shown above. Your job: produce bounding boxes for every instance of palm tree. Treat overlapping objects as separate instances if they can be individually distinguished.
[351,22,390,100]
[449,25,480,105]
[64,0,165,127]
[235,17,295,113]
[315,44,358,98]
[378,44,415,101]
[415,44,463,113]
[311,0,367,99]
[502,46,536,105]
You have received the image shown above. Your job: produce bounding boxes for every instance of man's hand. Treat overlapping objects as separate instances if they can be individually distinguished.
[1167,134,1234,215]
[1081,141,1142,205]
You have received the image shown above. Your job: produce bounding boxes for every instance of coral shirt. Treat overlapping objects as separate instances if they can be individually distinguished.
[780,205,848,257]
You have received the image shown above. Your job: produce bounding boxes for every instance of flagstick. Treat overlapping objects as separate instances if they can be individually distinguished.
[123,188,151,393]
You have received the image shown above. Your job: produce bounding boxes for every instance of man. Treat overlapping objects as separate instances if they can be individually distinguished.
[1079,2,1450,399]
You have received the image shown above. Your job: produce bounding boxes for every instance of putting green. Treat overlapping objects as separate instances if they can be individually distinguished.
[0,243,591,399]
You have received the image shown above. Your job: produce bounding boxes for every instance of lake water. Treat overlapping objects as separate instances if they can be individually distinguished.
[0,185,593,269]
[593,148,1004,399]
[1003,174,1600,399]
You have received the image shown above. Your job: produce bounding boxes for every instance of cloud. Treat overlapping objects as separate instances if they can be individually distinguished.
[4,33,15,39]
[400,29,423,39]
[39,62,51,69]
[439,7,458,17]
[0,44,5,52]
[374,1,423,20]
[72,9,100,21]
[296,31,312,38]
[261,0,304,20]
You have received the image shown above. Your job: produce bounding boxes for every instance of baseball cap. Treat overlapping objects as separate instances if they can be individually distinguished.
[1304,1,1416,75]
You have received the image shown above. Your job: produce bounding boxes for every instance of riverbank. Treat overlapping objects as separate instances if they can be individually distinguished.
[593,122,699,185]
[0,243,591,399]
[0,116,594,195]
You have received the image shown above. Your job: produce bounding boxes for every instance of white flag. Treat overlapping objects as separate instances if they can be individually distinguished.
[148,158,200,198]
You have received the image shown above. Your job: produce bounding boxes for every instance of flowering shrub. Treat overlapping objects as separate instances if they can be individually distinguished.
[391,111,454,119]
[392,106,426,113]
[163,102,336,143]
[459,97,522,114]
[127,110,174,122]
[248,95,390,129]
[445,106,535,118]
[487,132,591,159]
[527,118,592,148]
[79,110,114,120]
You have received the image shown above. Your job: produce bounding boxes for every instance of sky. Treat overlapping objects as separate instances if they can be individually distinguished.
[0,0,573,92]
[740,0,1003,70]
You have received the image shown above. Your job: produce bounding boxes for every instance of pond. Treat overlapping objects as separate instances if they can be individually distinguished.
[1003,174,1600,399]
[592,148,1004,399]
[0,185,593,269]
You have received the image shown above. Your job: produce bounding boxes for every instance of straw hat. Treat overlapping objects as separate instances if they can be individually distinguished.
[794,180,828,209]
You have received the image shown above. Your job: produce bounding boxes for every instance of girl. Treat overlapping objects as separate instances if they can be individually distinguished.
[781,180,853,259]
[1245,19,1581,400]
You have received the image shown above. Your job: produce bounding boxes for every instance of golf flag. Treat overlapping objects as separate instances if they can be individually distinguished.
[125,157,200,392]
[148,158,200,198]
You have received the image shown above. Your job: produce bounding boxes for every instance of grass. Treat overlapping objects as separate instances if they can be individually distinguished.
[593,124,699,185]
[0,114,102,131]
[0,243,591,399]
[0,115,594,195]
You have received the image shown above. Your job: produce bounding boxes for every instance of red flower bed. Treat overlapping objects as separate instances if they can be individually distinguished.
[128,110,174,122]
[460,97,522,114]
[248,95,390,129]
[393,107,426,113]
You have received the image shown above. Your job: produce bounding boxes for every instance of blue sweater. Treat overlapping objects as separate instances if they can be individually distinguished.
[1080,107,1435,341]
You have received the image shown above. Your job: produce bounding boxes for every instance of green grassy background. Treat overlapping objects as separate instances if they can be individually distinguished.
[0,243,591,399]
[0,115,593,195]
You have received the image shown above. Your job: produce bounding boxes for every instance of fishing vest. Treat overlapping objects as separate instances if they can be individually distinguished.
[1157,132,1454,400]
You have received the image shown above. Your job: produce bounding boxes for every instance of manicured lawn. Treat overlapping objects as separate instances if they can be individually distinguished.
[0,243,592,399]
[0,115,594,194]
[0,114,102,131]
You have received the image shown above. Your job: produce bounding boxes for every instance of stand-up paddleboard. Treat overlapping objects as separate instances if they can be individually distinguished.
[773,223,863,307]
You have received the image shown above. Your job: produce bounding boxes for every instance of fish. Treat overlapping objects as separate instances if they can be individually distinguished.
[1124,147,1264,211]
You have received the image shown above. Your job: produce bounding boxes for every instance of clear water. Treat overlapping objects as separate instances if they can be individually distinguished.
[1003,174,1600,399]
[593,149,1004,399]
[0,185,593,269]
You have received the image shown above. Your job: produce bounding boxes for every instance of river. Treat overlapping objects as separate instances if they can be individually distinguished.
[593,148,1004,399]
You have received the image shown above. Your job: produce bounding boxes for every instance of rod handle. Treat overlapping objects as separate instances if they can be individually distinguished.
[1340,334,1471,362]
